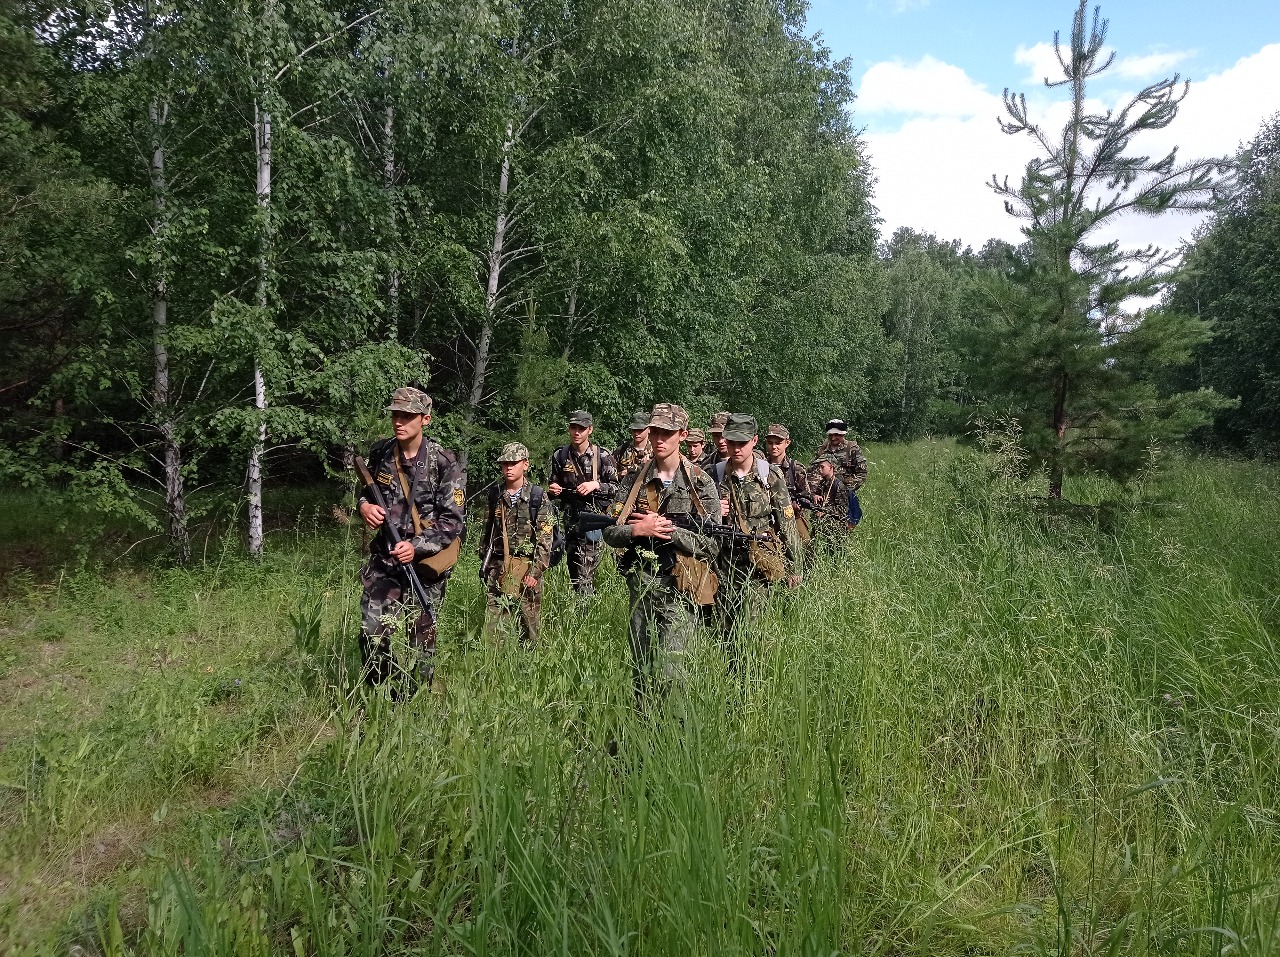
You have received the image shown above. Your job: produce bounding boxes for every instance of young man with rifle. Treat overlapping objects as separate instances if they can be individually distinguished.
[715,413,803,662]
[614,411,653,478]
[588,403,722,705]
[477,442,556,645]
[354,387,465,691]
[546,410,619,597]
[807,418,867,527]
[763,423,812,547]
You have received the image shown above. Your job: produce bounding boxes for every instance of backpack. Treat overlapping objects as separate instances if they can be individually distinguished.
[486,484,565,568]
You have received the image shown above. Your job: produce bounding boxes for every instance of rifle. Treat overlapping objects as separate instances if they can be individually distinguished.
[353,455,438,630]
[574,510,771,545]
[793,493,843,520]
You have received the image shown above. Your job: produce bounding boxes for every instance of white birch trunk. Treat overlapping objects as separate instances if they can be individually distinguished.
[248,98,271,558]
[466,121,513,422]
[384,102,399,330]
[150,98,190,564]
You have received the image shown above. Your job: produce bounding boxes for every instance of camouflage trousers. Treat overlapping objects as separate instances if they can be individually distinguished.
[714,562,775,673]
[482,571,543,645]
[566,527,603,597]
[359,561,446,687]
[625,569,700,707]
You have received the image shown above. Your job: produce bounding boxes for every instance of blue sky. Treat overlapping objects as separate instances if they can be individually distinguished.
[805,0,1280,252]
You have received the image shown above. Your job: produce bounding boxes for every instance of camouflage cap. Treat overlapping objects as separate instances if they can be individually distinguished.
[825,418,849,434]
[685,428,706,444]
[648,402,689,432]
[813,452,838,467]
[765,423,790,440]
[568,409,593,427]
[386,387,432,415]
[628,411,651,431]
[708,411,730,433]
[497,441,529,463]
[722,412,757,442]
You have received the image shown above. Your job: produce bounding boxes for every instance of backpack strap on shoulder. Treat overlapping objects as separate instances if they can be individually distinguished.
[715,461,726,484]
[756,458,771,484]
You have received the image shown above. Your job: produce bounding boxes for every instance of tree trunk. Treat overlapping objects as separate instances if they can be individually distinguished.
[1049,372,1068,500]
[248,98,272,558]
[899,294,914,437]
[384,103,399,333]
[150,97,190,564]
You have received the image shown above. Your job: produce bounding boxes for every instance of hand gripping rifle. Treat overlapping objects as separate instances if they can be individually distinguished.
[353,455,438,631]
[574,511,771,545]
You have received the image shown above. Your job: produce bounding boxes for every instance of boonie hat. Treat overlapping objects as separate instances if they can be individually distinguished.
[648,403,689,432]
[686,428,706,444]
[825,418,849,434]
[708,411,730,433]
[497,441,529,463]
[765,423,790,440]
[568,409,593,427]
[722,413,758,442]
[386,387,432,415]
[628,411,651,431]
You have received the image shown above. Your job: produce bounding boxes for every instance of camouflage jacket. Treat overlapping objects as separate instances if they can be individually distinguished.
[546,444,619,516]
[359,437,466,564]
[613,441,652,480]
[603,457,721,573]
[477,483,556,582]
[808,473,849,523]
[714,459,803,576]
[808,438,868,491]
[696,447,723,473]
[771,456,811,505]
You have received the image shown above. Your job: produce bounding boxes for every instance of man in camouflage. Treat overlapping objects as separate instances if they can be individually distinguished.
[807,418,868,526]
[684,428,707,466]
[547,410,619,597]
[808,453,851,543]
[764,423,811,518]
[603,403,720,706]
[614,411,653,477]
[697,411,729,472]
[713,414,803,662]
[357,387,466,688]
[477,442,556,645]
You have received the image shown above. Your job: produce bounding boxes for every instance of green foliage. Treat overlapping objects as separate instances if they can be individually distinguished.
[970,1,1233,499]
[1167,112,1280,454]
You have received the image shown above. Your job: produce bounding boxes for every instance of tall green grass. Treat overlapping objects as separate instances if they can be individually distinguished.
[2,442,1277,955]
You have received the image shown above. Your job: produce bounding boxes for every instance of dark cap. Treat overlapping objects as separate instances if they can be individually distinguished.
[568,409,593,427]
[708,411,730,433]
[722,413,757,442]
[386,387,432,415]
[825,419,848,434]
[648,403,689,431]
[765,423,790,440]
[628,411,651,431]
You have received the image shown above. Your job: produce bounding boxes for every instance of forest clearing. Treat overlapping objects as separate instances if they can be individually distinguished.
[1,440,1277,955]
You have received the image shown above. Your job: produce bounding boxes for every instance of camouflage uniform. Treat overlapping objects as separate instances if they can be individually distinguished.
[808,420,867,529]
[696,412,728,472]
[478,444,556,645]
[614,412,653,479]
[603,404,720,705]
[713,414,803,661]
[357,389,466,686]
[547,413,619,596]
[808,465,851,544]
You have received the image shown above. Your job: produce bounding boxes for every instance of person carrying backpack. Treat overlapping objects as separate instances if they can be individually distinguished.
[478,442,558,645]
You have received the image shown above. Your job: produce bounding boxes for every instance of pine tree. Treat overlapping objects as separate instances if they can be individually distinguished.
[972,0,1232,499]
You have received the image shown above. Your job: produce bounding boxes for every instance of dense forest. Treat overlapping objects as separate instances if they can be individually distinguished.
[2,0,1277,560]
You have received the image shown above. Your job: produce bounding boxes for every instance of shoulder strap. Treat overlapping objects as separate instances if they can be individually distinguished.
[680,458,708,518]
[615,464,649,526]
[592,446,599,482]
[393,452,423,537]
[530,485,544,520]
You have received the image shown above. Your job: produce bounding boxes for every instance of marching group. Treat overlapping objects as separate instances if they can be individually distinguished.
[356,387,868,702]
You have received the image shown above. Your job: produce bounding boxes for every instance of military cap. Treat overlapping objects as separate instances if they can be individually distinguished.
[722,412,758,442]
[386,387,432,415]
[765,423,790,440]
[648,402,689,431]
[628,411,651,431]
[568,409,593,427]
[825,418,849,434]
[497,441,529,463]
[813,452,838,467]
[686,428,706,444]
[708,411,730,433]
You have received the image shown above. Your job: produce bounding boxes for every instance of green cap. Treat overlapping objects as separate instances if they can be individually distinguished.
[497,441,529,463]
[568,409,593,427]
[628,411,651,431]
[722,413,757,442]
[385,387,432,415]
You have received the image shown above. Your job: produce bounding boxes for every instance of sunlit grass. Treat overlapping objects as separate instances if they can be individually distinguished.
[1,441,1277,955]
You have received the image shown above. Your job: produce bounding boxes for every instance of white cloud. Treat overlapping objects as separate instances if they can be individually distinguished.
[1114,49,1193,79]
[859,43,1280,259]
[1015,42,1065,86]
[858,55,997,118]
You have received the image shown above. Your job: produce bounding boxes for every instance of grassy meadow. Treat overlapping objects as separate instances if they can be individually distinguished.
[0,440,1277,955]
